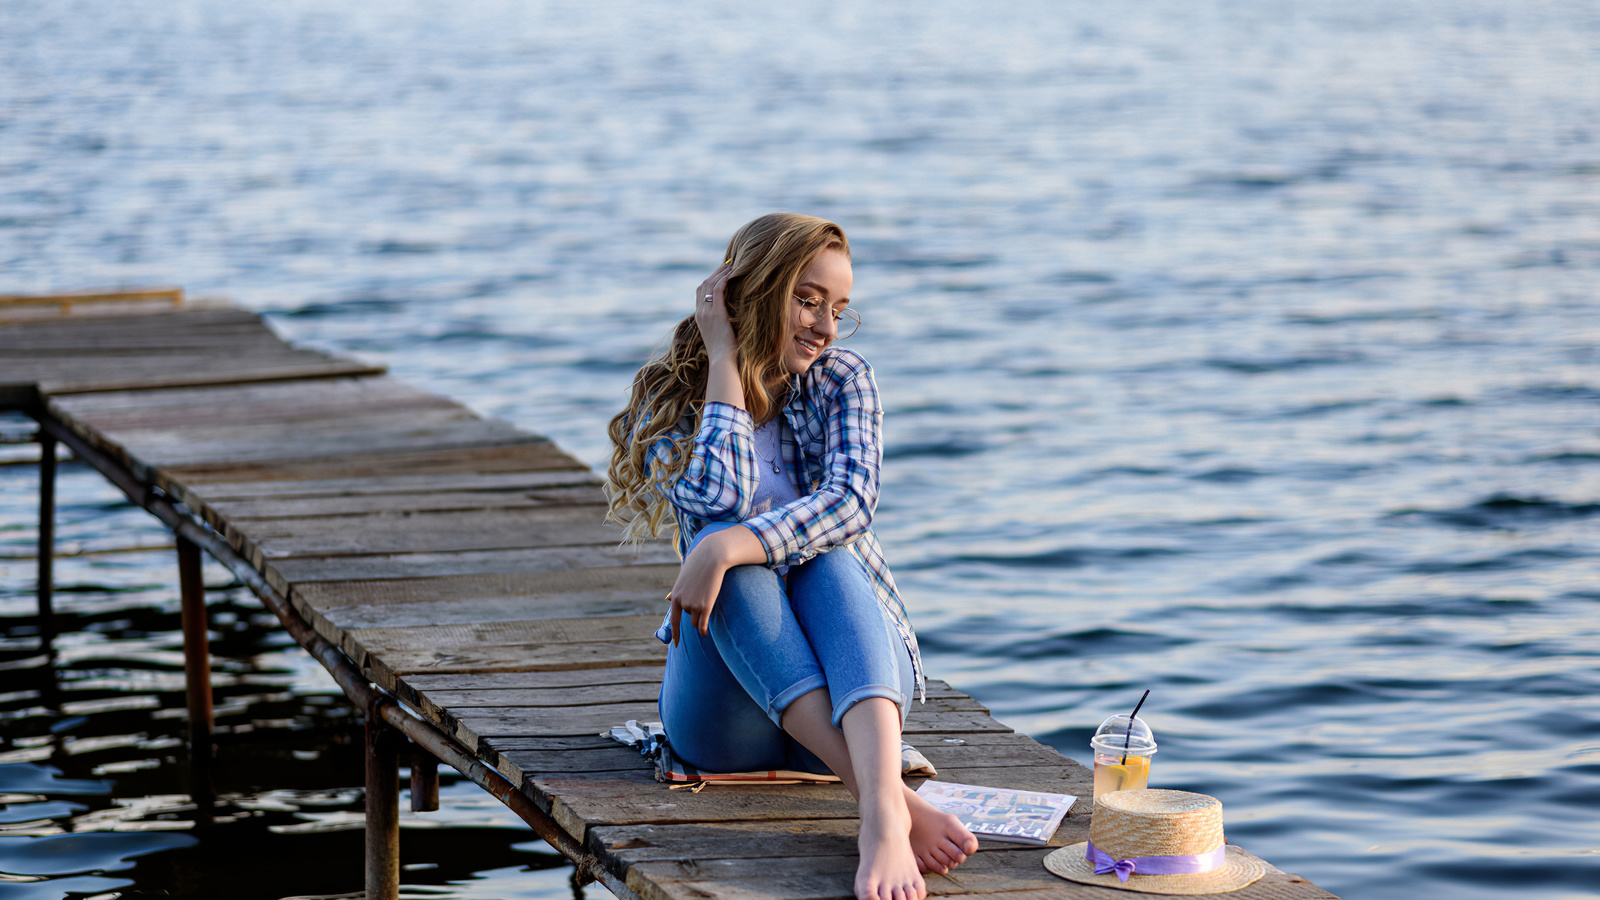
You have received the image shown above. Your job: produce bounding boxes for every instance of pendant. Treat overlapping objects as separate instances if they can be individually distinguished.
[771,463,781,474]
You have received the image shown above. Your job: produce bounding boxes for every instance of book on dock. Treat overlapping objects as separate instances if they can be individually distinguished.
[914,780,1077,846]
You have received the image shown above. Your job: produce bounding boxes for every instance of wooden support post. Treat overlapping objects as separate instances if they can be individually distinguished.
[366,698,401,900]
[37,433,55,624]
[176,535,214,817]
[410,750,440,813]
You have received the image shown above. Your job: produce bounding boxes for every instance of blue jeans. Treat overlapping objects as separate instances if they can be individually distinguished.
[658,521,915,774]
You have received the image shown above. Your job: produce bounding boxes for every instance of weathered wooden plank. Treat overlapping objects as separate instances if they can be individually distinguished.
[162,440,582,488]
[228,504,621,564]
[404,666,670,693]
[8,349,299,373]
[532,770,862,838]
[479,735,623,752]
[189,468,603,502]
[354,627,670,688]
[206,484,604,520]
[422,682,670,708]
[47,376,444,426]
[295,564,676,612]
[0,305,249,339]
[902,711,1013,735]
[65,391,463,439]
[5,331,287,354]
[111,414,529,468]
[351,615,664,661]
[371,638,667,684]
[6,353,382,395]
[914,766,1092,800]
[0,298,188,322]
[501,746,657,775]
[263,543,679,592]
[592,820,864,867]
[0,286,184,307]
[0,318,267,340]
[903,734,1078,771]
[0,320,264,343]
[308,578,670,631]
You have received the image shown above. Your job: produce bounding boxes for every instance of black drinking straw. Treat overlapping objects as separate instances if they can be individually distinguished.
[1120,689,1150,765]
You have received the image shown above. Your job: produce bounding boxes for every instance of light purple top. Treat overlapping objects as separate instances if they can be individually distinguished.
[749,416,801,516]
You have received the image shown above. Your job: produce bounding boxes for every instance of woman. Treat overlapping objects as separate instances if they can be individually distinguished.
[606,213,978,900]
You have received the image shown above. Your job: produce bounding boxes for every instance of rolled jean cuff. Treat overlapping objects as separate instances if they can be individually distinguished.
[767,673,828,726]
[829,684,908,730]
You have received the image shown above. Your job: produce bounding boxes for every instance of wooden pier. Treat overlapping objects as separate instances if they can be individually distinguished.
[3,291,1339,900]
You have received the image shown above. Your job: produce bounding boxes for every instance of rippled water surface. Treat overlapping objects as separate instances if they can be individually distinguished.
[3,1,1600,897]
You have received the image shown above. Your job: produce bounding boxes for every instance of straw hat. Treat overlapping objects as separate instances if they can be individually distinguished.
[1043,790,1265,894]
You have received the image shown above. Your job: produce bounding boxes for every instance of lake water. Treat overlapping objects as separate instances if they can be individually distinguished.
[2,1,1599,897]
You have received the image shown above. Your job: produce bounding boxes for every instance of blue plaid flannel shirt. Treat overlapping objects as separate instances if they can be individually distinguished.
[641,348,925,702]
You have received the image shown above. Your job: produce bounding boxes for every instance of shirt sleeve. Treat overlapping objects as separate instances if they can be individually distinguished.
[645,400,757,522]
[740,354,883,567]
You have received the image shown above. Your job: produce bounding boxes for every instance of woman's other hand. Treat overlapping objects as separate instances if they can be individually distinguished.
[668,523,766,646]
[694,263,737,363]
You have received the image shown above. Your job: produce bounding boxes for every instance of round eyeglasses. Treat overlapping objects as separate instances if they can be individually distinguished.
[794,295,861,340]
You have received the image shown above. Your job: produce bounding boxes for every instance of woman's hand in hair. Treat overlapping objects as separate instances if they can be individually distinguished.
[696,263,746,409]
[694,263,738,364]
[668,523,767,646]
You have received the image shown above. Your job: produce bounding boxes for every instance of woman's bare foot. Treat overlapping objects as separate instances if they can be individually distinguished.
[856,802,925,900]
[904,785,979,875]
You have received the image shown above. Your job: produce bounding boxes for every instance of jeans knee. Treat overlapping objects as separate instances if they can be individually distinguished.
[711,565,784,635]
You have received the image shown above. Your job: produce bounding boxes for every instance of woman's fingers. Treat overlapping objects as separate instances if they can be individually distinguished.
[695,262,733,306]
[666,593,716,644]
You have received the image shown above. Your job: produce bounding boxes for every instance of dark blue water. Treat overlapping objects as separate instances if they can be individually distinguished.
[3,1,1599,897]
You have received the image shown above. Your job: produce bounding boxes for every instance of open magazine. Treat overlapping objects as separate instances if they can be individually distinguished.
[914,780,1077,846]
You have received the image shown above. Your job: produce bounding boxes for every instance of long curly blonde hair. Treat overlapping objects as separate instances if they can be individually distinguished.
[605,213,850,545]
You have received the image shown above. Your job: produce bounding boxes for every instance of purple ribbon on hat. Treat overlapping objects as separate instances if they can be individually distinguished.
[1086,841,1227,883]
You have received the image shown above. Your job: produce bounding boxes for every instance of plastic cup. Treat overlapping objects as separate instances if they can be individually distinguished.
[1090,714,1157,801]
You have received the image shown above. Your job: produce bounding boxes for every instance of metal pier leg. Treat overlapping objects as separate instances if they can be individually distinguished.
[177,535,214,818]
[410,749,440,813]
[37,433,55,625]
[366,698,401,900]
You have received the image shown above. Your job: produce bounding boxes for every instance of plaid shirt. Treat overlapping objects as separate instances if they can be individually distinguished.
[644,347,924,701]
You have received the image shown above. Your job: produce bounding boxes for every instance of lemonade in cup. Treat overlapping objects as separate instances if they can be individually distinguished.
[1090,714,1157,801]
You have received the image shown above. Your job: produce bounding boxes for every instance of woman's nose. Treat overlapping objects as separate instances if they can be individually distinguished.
[810,308,838,340]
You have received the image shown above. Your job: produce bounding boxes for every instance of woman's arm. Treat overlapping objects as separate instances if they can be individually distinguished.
[696,263,745,410]
[640,264,757,521]
[646,402,757,521]
[661,263,766,643]
[667,522,765,645]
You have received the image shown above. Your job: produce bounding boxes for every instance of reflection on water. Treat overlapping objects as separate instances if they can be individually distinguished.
[4,0,1600,897]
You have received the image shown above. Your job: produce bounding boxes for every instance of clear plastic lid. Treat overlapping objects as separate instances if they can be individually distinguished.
[1089,714,1157,756]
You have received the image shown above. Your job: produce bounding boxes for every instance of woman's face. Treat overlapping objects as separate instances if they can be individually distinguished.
[781,248,853,376]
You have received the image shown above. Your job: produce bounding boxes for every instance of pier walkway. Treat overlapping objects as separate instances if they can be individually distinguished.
[3,291,1337,899]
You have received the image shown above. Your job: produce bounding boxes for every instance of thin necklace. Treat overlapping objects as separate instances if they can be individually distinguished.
[754,419,782,474]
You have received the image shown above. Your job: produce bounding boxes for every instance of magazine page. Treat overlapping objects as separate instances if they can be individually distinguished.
[914,780,1077,846]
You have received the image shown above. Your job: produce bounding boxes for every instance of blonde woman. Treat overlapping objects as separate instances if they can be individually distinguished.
[606,213,978,900]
